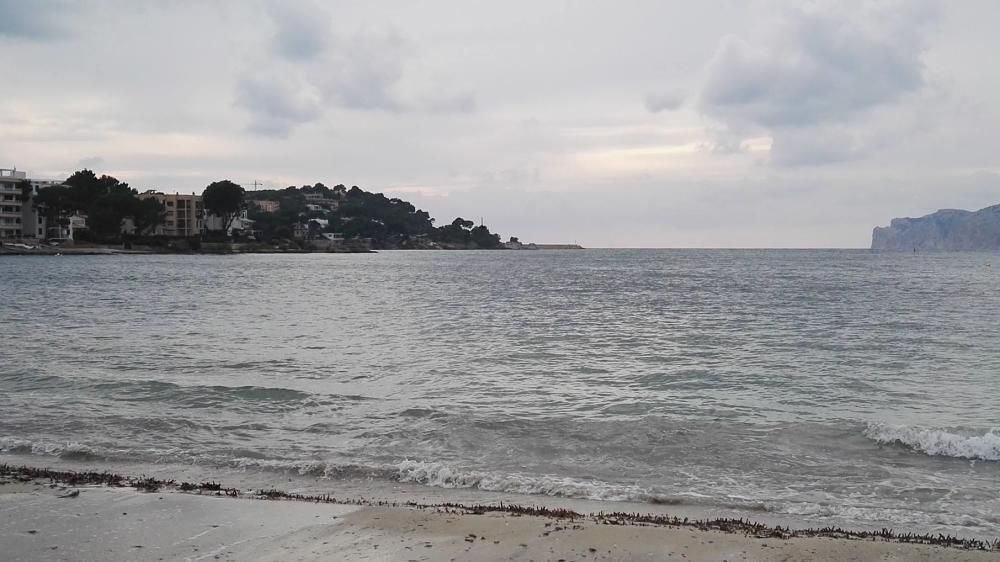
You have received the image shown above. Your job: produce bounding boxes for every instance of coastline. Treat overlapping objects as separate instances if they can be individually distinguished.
[2,464,997,561]
[0,241,583,256]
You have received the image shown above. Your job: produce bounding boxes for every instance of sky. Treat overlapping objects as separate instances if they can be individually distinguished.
[1,0,999,247]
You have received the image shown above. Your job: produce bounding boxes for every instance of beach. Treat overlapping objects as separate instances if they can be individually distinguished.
[3,467,998,562]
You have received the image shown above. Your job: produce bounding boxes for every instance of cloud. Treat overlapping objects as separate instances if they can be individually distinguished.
[78,156,106,169]
[235,74,322,137]
[239,10,478,135]
[644,89,685,113]
[0,0,72,40]
[419,91,477,114]
[266,0,329,62]
[690,1,940,165]
[319,31,407,111]
[769,127,858,167]
[314,30,477,114]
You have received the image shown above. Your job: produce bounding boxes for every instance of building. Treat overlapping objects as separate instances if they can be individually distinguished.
[24,179,63,240]
[138,191,256,236]
[303,192,340,211]
[204,208,254,234]
[139,191,204,237]
[47,213,87,241]
[0,170,67,240]
[250,199,280,213]
[0,168,27,240]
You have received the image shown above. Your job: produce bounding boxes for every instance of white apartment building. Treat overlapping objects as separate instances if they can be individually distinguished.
[0,169,78,241]
[0,168,27,240]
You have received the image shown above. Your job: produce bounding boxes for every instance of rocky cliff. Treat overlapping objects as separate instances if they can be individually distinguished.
[871,204,1000,250]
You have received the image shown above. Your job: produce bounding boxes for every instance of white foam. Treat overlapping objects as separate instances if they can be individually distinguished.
[864,423,1000,461]
[394,459,641,501]
[0,437,75,456]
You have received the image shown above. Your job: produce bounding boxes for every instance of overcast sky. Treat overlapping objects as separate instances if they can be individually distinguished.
[2,0,999,247]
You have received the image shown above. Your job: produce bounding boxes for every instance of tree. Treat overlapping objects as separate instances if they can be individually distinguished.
[32,185,75,229]
[131,197,167,235]
[64,169,103,210]
[17,180,32,203]
[432,217,475,245]
[208,181,511,248]
[86,186,136,238]
[452,217,475,230]
[471,225,502,248]
[202,180,246,232]
[51,170,141,240]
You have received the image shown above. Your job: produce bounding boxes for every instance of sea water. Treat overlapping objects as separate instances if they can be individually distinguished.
[1,250,998,537]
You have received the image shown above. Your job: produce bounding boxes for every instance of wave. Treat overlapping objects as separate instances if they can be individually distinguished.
[0,438,110,460]
[395,460,642,501]
[864,423,1000,461]
[0,437,653,502]
[4,437,998,532]
[0,437,890,511]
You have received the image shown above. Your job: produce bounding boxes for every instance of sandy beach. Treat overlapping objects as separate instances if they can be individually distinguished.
[2,470,998,562]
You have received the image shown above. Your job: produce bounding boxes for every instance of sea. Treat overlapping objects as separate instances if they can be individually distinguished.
[2,250,999,538]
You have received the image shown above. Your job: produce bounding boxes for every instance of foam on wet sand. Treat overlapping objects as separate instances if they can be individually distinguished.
[2,478,998,561]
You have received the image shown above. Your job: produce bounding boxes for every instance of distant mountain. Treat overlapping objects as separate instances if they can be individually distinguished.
[871,204,1000,250]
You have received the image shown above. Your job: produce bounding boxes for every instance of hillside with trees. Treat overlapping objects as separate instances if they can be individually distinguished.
[246,182,505,249]
[27,170,510,250]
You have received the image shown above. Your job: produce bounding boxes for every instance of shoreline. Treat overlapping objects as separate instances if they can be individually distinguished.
[0,242,584,256]
[2,464,997,561]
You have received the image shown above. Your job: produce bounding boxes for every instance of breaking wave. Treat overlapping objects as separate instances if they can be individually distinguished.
[394,460,642,501]
[5,436,998,532]
[864,423,1000,461]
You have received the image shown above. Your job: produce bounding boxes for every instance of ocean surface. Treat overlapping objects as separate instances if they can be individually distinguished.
[2,250,999,537]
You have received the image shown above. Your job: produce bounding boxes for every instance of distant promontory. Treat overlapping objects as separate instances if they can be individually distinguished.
[871,204,1000,250]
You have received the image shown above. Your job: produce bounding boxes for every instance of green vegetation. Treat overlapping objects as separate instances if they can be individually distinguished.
[32,170,166,241]
[247,183,505,249]
[202,180,246,233]
[28,169,510,249]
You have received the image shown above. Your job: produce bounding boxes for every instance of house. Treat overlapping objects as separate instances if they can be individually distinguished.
[292,219,330,240]
[303,192,340,211]
[46,213,87,241]
[250,200,280,213]
[204,208,254,234]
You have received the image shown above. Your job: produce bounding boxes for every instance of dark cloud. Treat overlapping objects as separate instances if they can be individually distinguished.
[0,0,71,40]
[691,2,939,165]
[266,0,330,62]
[235,75,322,137]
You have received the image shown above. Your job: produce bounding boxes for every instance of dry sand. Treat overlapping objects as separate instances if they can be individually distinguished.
[2,481,998,561]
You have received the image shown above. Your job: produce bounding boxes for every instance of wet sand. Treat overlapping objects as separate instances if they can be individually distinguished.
[2,480,997,561]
